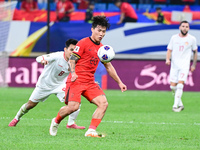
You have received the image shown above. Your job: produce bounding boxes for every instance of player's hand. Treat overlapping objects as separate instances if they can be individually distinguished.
[165,59,170,65]
[119,82,127,92]
[117,21,122,25]
[71,73,78,82]
[41,60,48,65]
[191,65,196,72]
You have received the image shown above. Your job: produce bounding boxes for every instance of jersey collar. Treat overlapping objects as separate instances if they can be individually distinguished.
[89,37,100,45]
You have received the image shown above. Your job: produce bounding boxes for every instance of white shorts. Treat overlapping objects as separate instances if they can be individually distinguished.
[169,68,189,83]
[29,84,66,103]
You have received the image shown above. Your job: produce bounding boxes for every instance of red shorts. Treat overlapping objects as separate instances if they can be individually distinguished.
[65,81,105,105]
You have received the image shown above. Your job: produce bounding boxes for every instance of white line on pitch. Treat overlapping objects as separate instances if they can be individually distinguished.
[1,117,200,126]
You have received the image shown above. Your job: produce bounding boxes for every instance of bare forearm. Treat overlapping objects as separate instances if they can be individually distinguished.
[69,60,76,73]
[166,49,171,61]
[69,54,79,73]
[105,63,122,84]
[192,50,198,67]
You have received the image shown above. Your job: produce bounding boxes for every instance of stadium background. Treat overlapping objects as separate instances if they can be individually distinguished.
[1,0,200,91]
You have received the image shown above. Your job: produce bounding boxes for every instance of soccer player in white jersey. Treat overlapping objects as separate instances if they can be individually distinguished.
[8,39,85,129]
[166,20,198,112]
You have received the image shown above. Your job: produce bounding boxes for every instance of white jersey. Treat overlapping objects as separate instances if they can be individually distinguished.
[36,52,70,89]
[167,33,197,70]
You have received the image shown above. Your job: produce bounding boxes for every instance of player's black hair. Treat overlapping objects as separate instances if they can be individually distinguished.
[65,39,78,48]
[92,16,110,30]
[179,20,189,26]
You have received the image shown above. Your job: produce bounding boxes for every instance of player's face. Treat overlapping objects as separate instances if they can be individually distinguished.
[91,25,106,43]
[179,23,189,36]
[64,44,76,60]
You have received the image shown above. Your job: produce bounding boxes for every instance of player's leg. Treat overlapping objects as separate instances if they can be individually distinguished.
[56,86,85,129]
[8,87,49,127]
[169,68,180,111]
[170,83,177,96]
[85,95,108,137]
[175,69,188,111]
[50,82,82,136]
[83,83,107,137]
[175,81,184,111]
[49,101,80,136]
[67,104,85,129]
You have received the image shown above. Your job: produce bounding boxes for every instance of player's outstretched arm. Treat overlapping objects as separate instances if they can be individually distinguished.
[104,62,127,92]
[36,55,49,65]
[191,49,198,72]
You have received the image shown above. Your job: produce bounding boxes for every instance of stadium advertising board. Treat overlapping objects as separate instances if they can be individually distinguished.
[3,58,200,91]
[107,60,200,91]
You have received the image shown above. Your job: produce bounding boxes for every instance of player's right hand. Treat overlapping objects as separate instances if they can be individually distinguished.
[71,73,78,82]
[165,59,170,65]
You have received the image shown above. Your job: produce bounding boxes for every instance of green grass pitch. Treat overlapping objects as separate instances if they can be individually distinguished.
[0,87,200,150]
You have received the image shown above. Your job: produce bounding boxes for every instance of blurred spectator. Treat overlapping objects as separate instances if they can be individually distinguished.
[21,0,38,12]
[182,0,195,5]
[73,0,89,9]
[85,1,94,23]
[114,0,138,24]
[156,7,164,23]
[56,0,74,22]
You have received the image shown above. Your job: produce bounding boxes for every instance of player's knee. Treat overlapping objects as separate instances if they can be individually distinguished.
[26,101,38,110]
[170,86,176,91]
[100,100,108,110]
[68,103,80,113]
[177,83,184,89]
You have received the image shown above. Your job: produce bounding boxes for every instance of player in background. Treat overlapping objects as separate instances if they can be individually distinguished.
[49,16,127,137]
[166,20,198,112]
[9,39,85,129]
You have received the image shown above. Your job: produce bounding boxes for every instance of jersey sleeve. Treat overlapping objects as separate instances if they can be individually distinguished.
[121,3,127,13]
[167,36,173,50]
[36,52,59,63]
[72,39,85,59]
[192,36,198,51]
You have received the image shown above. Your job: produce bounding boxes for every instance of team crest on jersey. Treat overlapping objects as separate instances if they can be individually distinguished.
[74,46,80,52]
[185,42,188,46]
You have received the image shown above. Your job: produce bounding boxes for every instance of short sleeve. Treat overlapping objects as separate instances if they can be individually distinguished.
[36,52,60,63]
[192,36,197,51]
[167,36,173,50]
[72,39,85,58]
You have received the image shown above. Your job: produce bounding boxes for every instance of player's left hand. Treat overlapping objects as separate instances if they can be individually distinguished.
[71,73,78,82]
[41,60,48,65]
[119,82,127,92]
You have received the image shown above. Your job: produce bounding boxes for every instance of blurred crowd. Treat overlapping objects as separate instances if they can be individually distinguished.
[10,0,200,23]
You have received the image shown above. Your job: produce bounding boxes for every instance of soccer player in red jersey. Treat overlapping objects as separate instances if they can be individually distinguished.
[49,16,127,137]
[115,0,138,24]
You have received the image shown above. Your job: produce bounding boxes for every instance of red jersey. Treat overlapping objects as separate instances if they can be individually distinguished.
[69,37,103,83]
[56,0,74,19]
[120,2,138,20]
[21,1,38,12]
